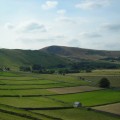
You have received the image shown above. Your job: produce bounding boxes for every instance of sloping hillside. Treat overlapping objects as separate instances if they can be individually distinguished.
[0,49,69,70]
[0,46,120,70]
[41,46,120,61]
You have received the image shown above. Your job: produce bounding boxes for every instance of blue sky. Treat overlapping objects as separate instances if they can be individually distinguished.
[0,0,120,50]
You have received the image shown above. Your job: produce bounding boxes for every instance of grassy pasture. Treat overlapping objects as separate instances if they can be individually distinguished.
[0,79,59,85]
[93,103,120,115]
[0,71,119,120]
[0,82,78,90]
[0,97,65,108]
[68,69,120,87]
[0,72,19,77]
[51,89,120,106]
[47,86,102,94]
[93,69,120,75]
[0,72,89,90]
[32,108,120,120]
[77,75,120,87]
[0,89,54,96]
[69,69,120,76]
[32,74,89,85]
[0,111,30,120]
[0,104,51,120]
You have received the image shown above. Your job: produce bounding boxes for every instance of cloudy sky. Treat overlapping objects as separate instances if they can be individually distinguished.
[0,0,120,50]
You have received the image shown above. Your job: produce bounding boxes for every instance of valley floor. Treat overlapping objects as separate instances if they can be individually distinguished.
[0,70,120,120]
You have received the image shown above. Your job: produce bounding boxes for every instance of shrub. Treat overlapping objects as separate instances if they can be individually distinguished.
[99,77,110,88]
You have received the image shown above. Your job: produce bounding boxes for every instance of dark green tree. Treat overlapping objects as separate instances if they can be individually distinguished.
[32,64,43,71]
[20,66,31,72]
[99,77,110,88]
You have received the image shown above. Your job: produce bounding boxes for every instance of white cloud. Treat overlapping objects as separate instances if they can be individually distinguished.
[18,34,65,44]
[79,32,102,38]
[8,21,47,33]
[4,23,14,29]
[19,22,47,32]
[41,1,58,10]
[57,9,66,15]
[17,34,67,50]
[4,21,47,33]
[56,16,76,24]
[102,23,120,31]
[75,0,110,10]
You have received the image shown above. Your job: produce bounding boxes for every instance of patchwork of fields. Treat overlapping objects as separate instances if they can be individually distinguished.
[0,70,120,120]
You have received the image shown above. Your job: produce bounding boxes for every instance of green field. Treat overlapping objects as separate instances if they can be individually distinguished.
[0,82,79,90]
[0,104,52,120]
[0,89,54,96]
[33,108,120,120]
[0,71,119,120]
[68,69,120,87]
[0,97,65,108]
[51,89,120,106]
[0,79,59,85]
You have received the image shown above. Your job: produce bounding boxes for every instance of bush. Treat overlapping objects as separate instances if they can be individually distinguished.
[99,77,110,88]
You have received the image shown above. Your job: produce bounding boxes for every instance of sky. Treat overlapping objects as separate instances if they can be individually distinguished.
[0,0,120,50]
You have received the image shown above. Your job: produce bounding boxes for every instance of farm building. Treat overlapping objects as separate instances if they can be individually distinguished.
[73,102,82,108]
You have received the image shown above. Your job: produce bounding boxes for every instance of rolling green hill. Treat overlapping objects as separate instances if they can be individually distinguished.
[0,49,69,70]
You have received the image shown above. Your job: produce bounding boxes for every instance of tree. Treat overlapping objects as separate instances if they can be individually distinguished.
[85,69,92,73]
[0,68,3,71]
[32,64,43,71]
[32,64,45,73]
[99,77,110,88]
[20,66,31,72]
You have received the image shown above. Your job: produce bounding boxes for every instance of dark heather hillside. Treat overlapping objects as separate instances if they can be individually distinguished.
[41,46,120,61]
[0,49,69,70]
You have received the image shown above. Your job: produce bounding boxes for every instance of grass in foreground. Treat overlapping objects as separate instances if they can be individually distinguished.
[32,108,120,120]
[0,104,51,120]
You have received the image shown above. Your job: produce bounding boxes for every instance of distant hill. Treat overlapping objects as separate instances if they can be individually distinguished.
[0,46,120,70]
[41,46,120,61]
[0,49,69,70]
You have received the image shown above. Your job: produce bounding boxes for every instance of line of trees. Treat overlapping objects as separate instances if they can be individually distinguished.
[19,64,84,74]
[19,60,120,74]
[19,64,55,74]
[70,61,120,70]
